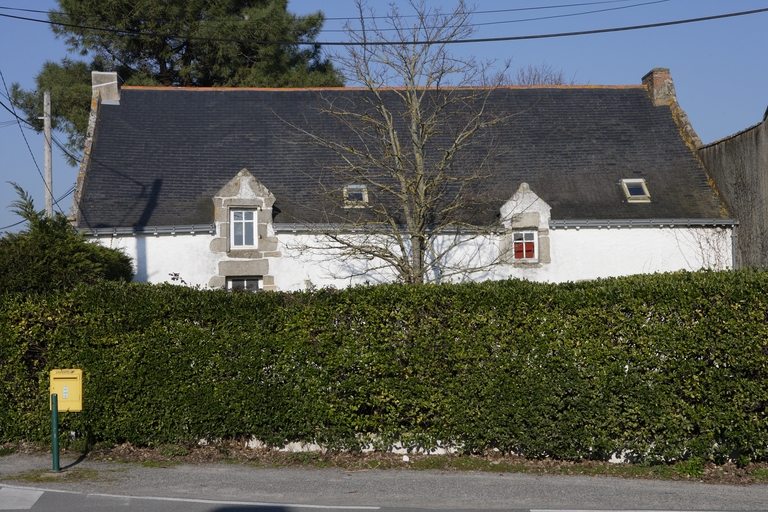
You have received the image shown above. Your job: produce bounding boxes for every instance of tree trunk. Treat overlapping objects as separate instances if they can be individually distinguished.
[411,234,424,283]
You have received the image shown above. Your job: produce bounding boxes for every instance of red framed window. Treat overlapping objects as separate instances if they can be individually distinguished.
[513,232,536,260]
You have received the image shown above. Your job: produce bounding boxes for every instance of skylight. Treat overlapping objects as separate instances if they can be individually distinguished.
[621,179,651,203]
[344,184,368,207]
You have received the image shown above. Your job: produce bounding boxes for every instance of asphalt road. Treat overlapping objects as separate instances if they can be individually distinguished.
[1,454,767,511]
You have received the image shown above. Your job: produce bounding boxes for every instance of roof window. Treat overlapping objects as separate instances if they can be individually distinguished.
[344,184,368,207]
[621,179,650,203]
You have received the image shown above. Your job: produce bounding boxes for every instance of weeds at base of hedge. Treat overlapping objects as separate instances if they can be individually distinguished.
[80,443,768,484]
[4,441,768,484]
[0,445,17,456]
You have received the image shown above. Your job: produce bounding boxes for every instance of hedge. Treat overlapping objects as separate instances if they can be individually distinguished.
[1,270,767,462]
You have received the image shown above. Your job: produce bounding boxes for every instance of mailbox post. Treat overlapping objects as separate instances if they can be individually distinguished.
[49,369,82,472]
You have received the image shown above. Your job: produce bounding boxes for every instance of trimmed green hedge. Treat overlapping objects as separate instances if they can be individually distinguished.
[1,270,767,462]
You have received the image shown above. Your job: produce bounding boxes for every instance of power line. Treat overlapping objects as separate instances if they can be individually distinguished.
[0,186,75,232]
[0,218,25,231]
[0,1,645,24]
[0,70,65,214]
[319,0,669,33]
[0,6,766,46]
[0,72,45,182]
[2,5,767,46]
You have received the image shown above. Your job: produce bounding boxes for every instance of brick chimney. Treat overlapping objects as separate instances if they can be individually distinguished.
[91,71,122,105]
[642,68,676,106]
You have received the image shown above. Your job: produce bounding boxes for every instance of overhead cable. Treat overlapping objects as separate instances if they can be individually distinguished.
[0,7,766,46]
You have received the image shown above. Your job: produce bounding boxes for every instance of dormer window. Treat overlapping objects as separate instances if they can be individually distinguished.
[344,184,368,207]
[621,179,651,203]
[231,210,256,247]
[513,231,537,260]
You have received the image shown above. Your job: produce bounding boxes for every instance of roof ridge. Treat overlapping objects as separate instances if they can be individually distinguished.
[120,84,644,92]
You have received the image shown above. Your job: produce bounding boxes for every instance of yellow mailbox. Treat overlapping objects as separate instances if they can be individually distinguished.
[50,369,82,412]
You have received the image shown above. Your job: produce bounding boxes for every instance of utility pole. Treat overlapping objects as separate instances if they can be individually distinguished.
[44,90,53,217]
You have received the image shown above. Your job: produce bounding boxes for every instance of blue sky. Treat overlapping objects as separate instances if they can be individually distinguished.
[1,0,767,231]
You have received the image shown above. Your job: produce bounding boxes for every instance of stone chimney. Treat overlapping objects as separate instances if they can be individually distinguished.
[91,71,122,105]
[642,68,702,149]
[642,68,676,106]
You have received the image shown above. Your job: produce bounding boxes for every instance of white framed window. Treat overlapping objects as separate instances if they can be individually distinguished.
[344,184,368,207]
[231,209,256,248]
[621,179,651,203]
[227,276,262,292]
[513,231,537,260]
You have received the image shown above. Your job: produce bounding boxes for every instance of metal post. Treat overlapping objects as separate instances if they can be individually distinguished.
[51,393,59,472]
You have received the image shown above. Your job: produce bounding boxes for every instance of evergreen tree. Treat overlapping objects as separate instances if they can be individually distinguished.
[12,0,342,159]
[0,184,133,294]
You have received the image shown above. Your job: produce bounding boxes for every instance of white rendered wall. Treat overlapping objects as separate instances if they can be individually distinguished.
[95,233,219,288]
[489,226,732,283]
[96,226,732,291]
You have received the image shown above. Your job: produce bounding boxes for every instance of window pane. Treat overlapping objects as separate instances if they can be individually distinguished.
[524,242,535,258]
[345,185,367,202]
[234,222,243,246]
[228,277,261,292]
[244,211,254,221]
[244,221,254,246]
[233,211,243,221]
[627,185,645,196]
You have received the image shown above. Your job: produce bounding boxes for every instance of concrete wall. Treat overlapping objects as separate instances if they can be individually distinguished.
[699,114,768,268]
[97,225,733,291]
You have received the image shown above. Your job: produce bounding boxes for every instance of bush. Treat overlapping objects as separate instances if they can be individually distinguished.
[0,185,132,294]
[0,270,767,463]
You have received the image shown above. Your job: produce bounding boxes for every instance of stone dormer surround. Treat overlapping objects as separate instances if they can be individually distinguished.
[208,168,280,291]
[499,182,551,265]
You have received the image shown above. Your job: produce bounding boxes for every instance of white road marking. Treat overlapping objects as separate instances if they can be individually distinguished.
[88,494,381,510]
[90,493,380,509]
[0,485,80,495]
[0,487,44,510]
[1,485,379,510]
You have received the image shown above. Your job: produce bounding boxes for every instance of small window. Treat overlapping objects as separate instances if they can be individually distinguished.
[227,276,262,292]
[344,184,368,207]
[513,231,537,260]
[621,179,651,203]
[231,210,256,247]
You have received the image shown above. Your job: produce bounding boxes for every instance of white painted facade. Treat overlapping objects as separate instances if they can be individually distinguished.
[87,178,734,291]
[95,224,733,291]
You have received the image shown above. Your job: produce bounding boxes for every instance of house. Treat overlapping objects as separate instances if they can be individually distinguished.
[698,108,768,268]
[71,69,735,291]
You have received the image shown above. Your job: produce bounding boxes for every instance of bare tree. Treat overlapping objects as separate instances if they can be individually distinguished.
[511,62,577,86]
[290,0,515,284]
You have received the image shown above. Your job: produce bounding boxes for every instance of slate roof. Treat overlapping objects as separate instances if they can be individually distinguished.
[74,85,729,229]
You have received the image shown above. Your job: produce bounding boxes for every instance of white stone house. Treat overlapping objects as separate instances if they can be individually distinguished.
[72,69,735,291]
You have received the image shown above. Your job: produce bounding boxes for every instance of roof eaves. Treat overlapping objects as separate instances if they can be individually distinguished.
[79,224,216,236]
[549,218,738,229]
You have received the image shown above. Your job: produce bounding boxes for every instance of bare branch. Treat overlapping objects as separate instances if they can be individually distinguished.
[288,0,519,284]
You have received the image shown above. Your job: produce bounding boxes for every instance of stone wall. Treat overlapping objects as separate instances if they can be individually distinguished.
[699,112,768,268]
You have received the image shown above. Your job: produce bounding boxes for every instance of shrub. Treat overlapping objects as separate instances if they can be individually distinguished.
[1,270,767,463]
[0,184,132,294]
